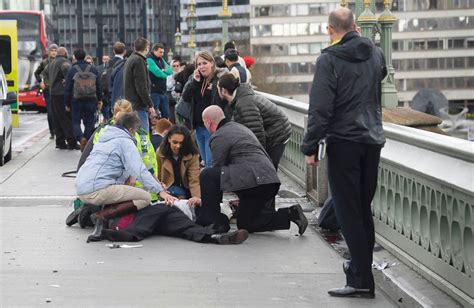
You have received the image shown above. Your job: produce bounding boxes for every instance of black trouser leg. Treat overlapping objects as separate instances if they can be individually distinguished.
[51,95,75,145]
[266,142,287,170]
[116,205,171,241]
[44,89,55,136]
[157,207,215,242]
[195,167,229,232]
[360,145,381,268]
[327,141,381,291]
[236,183,290,233]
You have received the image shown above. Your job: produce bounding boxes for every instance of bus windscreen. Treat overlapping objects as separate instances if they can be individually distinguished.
[0,13,42,57]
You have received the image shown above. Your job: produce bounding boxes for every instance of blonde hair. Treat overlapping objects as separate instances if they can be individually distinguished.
[195,50,216,81]
[113,99,133,120]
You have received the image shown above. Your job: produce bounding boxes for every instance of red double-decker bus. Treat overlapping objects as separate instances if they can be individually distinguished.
[0,10,51,110]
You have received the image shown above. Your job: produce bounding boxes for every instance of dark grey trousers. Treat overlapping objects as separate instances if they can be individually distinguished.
[111,204,214,242]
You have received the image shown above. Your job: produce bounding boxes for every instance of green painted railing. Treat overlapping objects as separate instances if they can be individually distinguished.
[258,91,474,307]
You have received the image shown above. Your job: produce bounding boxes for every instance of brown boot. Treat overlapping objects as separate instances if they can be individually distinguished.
[79,137,88,152]
[87,201,137,242]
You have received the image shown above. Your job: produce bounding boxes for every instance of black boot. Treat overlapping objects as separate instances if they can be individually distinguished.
[289,204,308,235]
[86,201,137,243]
[65,208,81,226]
[210,229,249,245]
[87,215,106,243]
[78,204,101,228]
[101,229,136,242]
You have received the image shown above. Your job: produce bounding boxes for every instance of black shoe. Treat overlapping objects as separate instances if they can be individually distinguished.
[211,229,249,245]
[65,208,81,226]
[86,215,106,243]
[289,204,308,235]
[101,229,135,242]
[343,260,350,274]
[328,286,375,298]
[211,223,230,234]
[56,143,68,150]
[78,204,101,228]
[67,142,80,150]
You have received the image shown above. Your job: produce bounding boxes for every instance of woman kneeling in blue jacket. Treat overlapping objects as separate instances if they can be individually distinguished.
[75,112,176,242]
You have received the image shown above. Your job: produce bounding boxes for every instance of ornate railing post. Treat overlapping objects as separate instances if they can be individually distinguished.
[379,0,398,107]
[357,0,377,41]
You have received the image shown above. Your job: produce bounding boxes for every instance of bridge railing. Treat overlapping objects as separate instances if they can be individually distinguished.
[257,91,474,307]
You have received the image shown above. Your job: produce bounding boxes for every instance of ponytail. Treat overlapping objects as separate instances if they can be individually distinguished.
[218,73,240,95]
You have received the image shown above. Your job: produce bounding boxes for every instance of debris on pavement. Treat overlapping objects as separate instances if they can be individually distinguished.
[373,261,390,270]
[105,244,143,249]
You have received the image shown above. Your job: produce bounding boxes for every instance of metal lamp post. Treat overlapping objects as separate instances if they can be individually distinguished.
[186,0,197,61]
[174,27,182,56]
[218,0,232,49]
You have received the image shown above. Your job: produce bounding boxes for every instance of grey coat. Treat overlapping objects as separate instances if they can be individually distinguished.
[210,120,280,192]
[48,56,71,96]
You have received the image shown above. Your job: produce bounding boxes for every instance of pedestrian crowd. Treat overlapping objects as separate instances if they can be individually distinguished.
[40,6,386,300]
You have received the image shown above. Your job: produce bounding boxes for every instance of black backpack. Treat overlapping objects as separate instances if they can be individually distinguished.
[100,65,113,95]
[73,65,97,100]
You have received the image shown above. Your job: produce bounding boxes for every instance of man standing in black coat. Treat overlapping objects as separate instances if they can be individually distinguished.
[196,105,307,235]
[34,43,58,139]
[301,7,387,298]
[48,47,79,150]
[123,37,156,132]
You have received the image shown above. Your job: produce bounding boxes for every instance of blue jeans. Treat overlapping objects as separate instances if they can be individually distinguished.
[168,185,190,198]
[151,92,170,119]
[136,110,150,133]
[195,126,213,168]
[71,100,97,141]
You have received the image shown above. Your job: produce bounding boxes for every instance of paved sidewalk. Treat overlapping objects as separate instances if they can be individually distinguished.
[0,136,395,307]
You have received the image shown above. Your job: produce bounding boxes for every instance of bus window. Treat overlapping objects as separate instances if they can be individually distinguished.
[0,35,12,74]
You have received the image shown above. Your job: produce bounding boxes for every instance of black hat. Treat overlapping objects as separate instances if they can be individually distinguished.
[224,48,239,62]
[224,41,235,52]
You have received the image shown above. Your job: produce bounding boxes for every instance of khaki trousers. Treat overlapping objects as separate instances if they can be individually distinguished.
[79,185,152,210]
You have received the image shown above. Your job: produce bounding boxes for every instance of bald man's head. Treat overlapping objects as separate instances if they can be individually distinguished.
[56,47,68,57]
[202,105,225,134]
[328,7,355,34]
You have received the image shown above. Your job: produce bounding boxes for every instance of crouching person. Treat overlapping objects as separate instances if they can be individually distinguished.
[75,112,176,242]
[196,106,308,235]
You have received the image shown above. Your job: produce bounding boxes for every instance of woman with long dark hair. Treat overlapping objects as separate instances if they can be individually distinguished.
[157,125,201,206]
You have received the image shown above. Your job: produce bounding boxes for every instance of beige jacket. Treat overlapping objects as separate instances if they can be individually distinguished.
[156,152,201,198]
